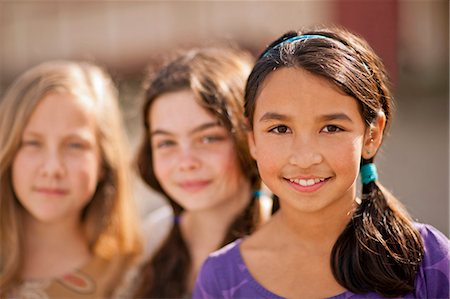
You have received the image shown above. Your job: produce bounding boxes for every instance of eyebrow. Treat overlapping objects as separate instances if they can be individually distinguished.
[318,113,353,123]
[259,112,290,122]
[22,131,41,137]
[258,112,353,123]
[151,121,222,137]
[23,130,95,139]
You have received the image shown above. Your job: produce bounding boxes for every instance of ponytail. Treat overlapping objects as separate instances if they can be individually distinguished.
[331,159,424,297]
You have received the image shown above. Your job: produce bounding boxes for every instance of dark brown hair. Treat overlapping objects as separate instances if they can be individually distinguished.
[245,26,424,297]
[135,47,261,298]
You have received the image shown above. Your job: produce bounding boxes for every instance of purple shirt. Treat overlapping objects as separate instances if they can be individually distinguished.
[193,223,450,299]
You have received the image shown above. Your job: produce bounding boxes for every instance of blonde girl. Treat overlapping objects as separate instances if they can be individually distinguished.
[0,61,141,298]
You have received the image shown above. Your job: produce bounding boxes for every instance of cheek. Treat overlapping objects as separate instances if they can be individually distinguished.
[252,145,281,194]
[152,152,172,182]
[347,136,364,163]
[68,155,101,200]
[252,137,284,173]
[327,136,363,175]
[211,144,241,177]
[12,151,25,181]
[11,151,33,194]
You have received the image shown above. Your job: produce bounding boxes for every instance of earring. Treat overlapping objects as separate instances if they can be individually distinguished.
[366,149,371,155]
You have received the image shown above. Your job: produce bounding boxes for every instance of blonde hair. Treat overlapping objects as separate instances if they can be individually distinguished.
[0,61,141,294]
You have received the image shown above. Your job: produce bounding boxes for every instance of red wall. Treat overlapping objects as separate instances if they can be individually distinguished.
[335,0,398,86]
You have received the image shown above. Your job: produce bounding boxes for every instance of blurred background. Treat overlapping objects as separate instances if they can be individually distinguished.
[1,0,448,235]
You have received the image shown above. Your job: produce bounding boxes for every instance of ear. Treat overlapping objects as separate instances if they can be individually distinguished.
[362,111,386,160]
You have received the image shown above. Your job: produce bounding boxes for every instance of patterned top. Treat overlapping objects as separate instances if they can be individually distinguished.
[193,223,450,299]
[8,254,134,299]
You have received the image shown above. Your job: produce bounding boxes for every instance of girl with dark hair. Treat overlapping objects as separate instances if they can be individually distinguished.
[194,27,450,298]
[134,47,273,298]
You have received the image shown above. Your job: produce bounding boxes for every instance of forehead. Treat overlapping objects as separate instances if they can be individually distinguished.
[23,91,97,134]
[149,89,219,132]
[255,67,362,120]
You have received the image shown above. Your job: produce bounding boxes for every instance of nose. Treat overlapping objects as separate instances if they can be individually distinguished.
[39,149,65,178]
[288,135,323,169]
[178,145,201,172]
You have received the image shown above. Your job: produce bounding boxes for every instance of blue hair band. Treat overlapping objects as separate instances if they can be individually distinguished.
[252,190,262,197]
[262,34,331,58]
[360,163,378,185]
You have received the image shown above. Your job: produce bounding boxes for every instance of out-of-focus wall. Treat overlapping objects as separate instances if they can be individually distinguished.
[385,0,449,235]
[0,1,448,235]
[0,1,333,85]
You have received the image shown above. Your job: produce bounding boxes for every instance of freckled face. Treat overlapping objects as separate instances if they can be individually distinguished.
[12,92,101,225]
[248,67,369,215]
[149,90,248,212]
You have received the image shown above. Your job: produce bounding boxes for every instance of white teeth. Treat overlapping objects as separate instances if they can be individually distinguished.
[299,179,308,186]
[289,177,325,186]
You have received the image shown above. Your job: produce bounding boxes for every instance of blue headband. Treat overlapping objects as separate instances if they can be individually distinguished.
[262,34,331,58]
[360,163,378,185]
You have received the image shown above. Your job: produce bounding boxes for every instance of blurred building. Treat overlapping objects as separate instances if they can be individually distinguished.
[1,0,448,235]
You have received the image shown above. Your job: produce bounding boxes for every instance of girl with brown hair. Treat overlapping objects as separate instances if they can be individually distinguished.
[134,47,273,298]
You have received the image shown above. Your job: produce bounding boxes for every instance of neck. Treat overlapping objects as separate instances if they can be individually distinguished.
[181,186,251,251]
[21,210,90,279]
[276,197,356,249]
[181,181,252,291]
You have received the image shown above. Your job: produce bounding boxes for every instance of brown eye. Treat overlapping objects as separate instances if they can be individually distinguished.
[321,125,343,133]
[269,125,291,134]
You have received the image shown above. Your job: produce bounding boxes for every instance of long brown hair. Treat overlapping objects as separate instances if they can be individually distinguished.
[245,26,424,297]
[135,47,261,298]
[0,61,141,296]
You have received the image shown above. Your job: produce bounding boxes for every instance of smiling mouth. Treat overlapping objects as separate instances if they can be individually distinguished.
[178,180,211,192]
[288,177,326,187]
[285,176,330,192]
[34,187,68,196]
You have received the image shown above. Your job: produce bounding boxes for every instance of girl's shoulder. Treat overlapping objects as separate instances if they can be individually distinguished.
[415,222,449,238]
[199,238,244,274]
[413,222,450,299]
[415,222,450,258]
[193,239,245,298]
